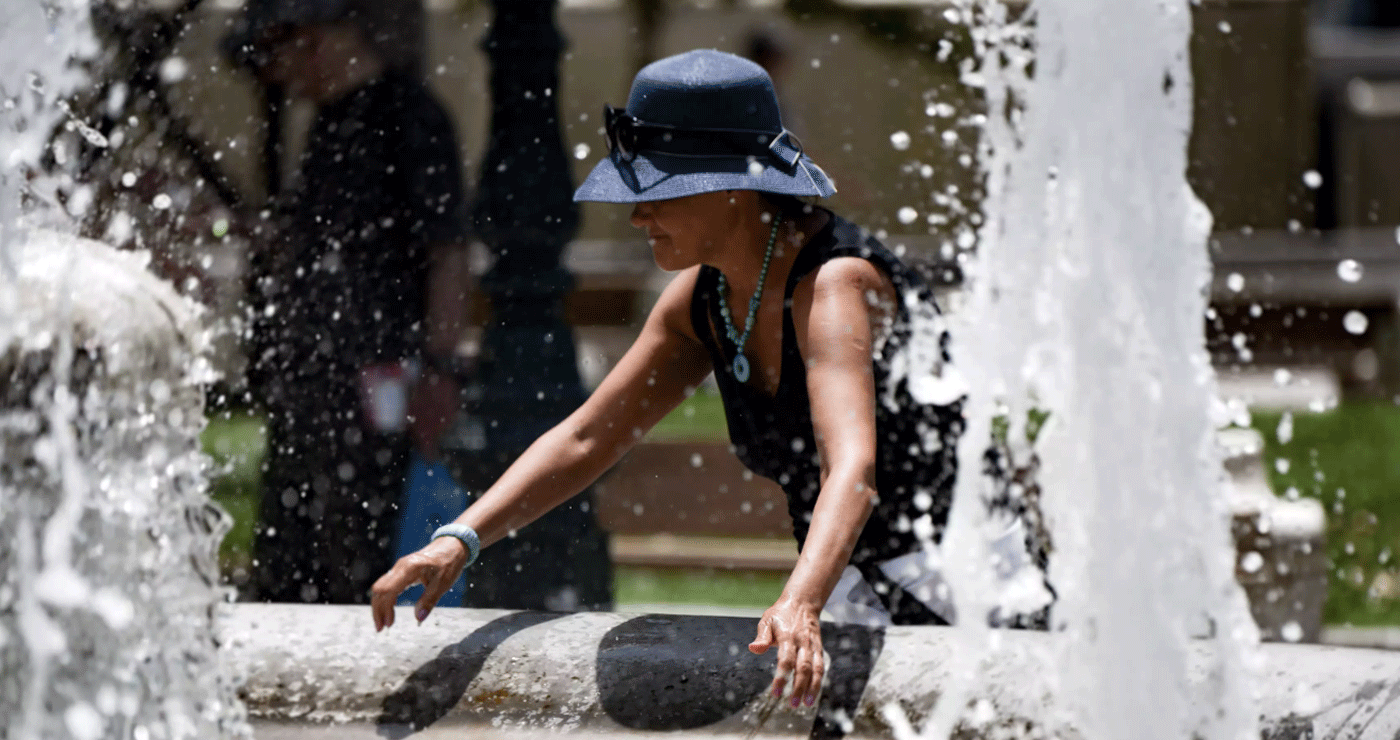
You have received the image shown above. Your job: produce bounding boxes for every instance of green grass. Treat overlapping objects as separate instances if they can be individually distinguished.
[614,566,786,608]
[1250,400,1400,626]
[645,389,728,440]
[202,411,266,573]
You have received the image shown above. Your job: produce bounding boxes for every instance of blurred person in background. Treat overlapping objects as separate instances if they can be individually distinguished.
[223,0,473,604]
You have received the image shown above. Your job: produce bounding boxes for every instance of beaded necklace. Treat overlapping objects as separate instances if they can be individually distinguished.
[716,214,783,383]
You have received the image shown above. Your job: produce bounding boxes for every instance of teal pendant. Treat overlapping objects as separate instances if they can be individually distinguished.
[733,353,751,383]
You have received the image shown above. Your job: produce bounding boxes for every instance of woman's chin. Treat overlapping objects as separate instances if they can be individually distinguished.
[649,242,691,271]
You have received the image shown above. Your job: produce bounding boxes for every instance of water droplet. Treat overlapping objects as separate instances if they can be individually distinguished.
[747,160,765,176]
[690,453,703,468]
[1337,258,1363,282]
[889,131,911,151]
[1274,458,1290,474]
[1240,551,1263,573]
[64,703,104,740]
[1302,170,1323,189]
[1218,20,1232,33]
[913,491,932,511]
[897,207,918,225]
[572,143,590,160]
[919,164,934,178]
[1277,411,1294,445]
[1344,310,1369,335]
[1226,272,1244,292]
[158,56,188,84]
[151,193,171,210]
[120,171,136,187]
[1280,621,1304,643]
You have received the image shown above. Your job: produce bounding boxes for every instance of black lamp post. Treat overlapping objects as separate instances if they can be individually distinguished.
[447,0,613,611]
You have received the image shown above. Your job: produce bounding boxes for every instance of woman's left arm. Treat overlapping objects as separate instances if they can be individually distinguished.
[748,256,897,707]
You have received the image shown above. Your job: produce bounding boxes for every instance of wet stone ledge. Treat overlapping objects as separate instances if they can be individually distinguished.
[226,603,1400,739]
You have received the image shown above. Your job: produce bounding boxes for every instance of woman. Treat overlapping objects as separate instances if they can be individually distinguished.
[371,49,1003,706]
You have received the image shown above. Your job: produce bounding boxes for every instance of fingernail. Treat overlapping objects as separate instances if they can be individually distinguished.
[805,694,816,707]
[416,607,428,623]
[772,686,782,698]
[791,696,800,708]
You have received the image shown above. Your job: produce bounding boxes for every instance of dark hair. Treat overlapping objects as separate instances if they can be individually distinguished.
[758,192,817,221]
[745,31,787,72]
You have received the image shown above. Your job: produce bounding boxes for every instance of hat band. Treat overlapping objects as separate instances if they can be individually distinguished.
[604,105,803,169]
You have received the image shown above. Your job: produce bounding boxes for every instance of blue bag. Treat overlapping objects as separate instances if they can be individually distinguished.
[393,451,470,606]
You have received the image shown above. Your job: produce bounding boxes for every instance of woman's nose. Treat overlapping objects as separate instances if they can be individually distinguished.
[629,203,650,228]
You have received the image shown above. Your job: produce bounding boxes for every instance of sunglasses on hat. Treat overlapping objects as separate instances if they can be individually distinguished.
[602,105,803,168]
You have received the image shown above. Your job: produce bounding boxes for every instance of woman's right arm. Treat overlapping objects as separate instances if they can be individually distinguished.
[371,266,714,629]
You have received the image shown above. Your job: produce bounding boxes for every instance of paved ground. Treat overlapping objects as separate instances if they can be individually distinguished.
[1215,366,1340,411]
[1320,626,1400,650]
[251,723,798,739]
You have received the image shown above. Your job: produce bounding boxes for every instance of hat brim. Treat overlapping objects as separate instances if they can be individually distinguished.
[573,150,836,204]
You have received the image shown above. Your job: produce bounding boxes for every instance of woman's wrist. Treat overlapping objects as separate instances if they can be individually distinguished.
[774,583,827,614]
[431,523,480,567]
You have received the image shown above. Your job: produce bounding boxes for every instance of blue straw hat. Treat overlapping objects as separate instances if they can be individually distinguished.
[573,49,836,203]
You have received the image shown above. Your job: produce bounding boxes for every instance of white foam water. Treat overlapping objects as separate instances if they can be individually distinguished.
[0,3,247,738]
[916,0,1260,737]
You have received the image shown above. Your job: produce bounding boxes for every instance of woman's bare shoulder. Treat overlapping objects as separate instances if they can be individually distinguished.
[645,265,706,345]
[793,256,896,308]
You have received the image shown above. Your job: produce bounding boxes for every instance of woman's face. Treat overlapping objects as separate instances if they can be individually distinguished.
[630,191,749,271]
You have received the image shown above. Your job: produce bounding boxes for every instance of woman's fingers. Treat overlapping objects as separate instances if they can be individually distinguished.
[370,556,430,631]
[414,564,454,623]
[754,608,825,707]
[371,538,469,631]
[790,635,826,707]
[771,625,797,699]
[370,567,405,631]
[790,642,815,707]
[749,617,774,654]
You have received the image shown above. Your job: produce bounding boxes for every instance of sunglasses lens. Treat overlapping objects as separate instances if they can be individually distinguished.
[604,106,634,161]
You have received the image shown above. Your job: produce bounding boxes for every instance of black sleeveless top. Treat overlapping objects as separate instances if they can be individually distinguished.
[690,213,965,567]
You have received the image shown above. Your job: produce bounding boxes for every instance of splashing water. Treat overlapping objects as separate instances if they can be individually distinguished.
[907,0,1260,737]
[0,3,247,738]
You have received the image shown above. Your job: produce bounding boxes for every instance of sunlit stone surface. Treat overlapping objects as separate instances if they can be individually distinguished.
[226,603,1400,739]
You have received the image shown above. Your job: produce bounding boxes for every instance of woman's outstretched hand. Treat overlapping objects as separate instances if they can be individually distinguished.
[370,536,468,631]
[748,595,825,708]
